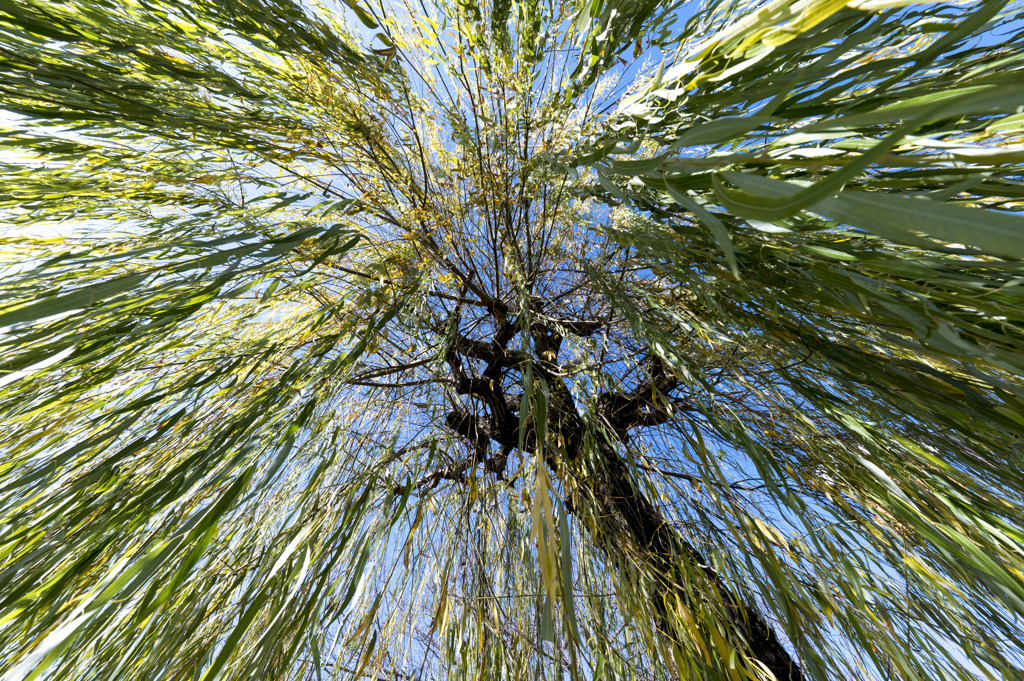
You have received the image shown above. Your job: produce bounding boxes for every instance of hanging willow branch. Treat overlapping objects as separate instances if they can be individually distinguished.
[1,0,1024,680]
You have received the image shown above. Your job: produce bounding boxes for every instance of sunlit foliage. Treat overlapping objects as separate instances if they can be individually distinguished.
[1,0,1024,680]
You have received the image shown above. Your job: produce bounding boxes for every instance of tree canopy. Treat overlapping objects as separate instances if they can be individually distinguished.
[2,0,1024,679]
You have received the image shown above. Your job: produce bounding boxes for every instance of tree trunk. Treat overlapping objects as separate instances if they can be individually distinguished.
[436,309,803,679]
[578,439,803,681]
[542,369,803,681]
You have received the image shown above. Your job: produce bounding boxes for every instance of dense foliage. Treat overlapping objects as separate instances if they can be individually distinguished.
[2,0,1024,679]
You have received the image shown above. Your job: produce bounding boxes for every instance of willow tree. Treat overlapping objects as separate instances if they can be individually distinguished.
[2,0,1024,679]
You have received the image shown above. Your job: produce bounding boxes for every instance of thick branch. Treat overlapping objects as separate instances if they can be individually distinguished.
[559,318,606,337]
[597,353,683,437]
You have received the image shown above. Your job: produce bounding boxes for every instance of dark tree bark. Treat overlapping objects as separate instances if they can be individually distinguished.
[420,298,802,680]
